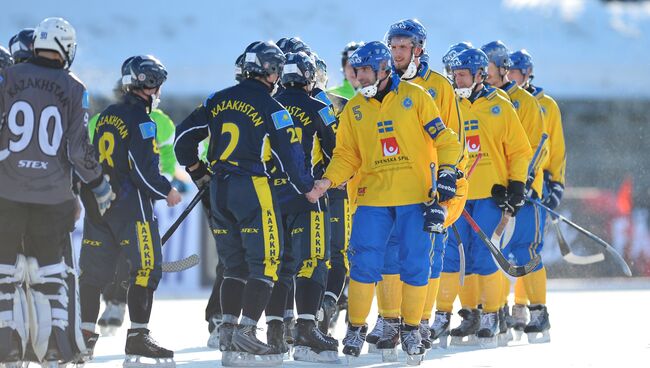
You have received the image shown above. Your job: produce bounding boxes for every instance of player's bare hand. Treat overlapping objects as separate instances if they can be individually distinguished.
[167,188,182,207]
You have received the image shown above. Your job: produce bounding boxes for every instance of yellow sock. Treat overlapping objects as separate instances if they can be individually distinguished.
[501,275,511,306]
[421,278,440,320]
[459,274,478,309]
[348,279,375,326]
[436,272,460,313]
[514,276,528,305]
[523,267,547,305]
[375,283,384,316]
[478,272,503,313]
[401,283,428,326]
[377,274,402,318]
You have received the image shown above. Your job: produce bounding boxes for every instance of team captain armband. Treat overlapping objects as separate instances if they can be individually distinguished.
[424,117,446,139]
[271,109,294,130]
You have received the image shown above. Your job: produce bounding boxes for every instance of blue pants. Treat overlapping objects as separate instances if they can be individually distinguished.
[443,199,503,276]
[503,202,546,272]
[348,205,434,287]
[383,230,446,279]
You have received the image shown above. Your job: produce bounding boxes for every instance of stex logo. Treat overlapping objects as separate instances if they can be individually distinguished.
[381,137,400,156]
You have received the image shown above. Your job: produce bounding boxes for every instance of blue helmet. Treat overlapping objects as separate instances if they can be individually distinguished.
[281,51,316,87]
[242,41,286,78]
[449,48,489,77]
[8,28,34,63]
[276,37,310,54]
[349,41,392,73]
[509,49,533,75]
[0,46,14,70]
[442,42,473,66]
[126,55,167,90]
[481,40,511,68]
[385,19,427,49]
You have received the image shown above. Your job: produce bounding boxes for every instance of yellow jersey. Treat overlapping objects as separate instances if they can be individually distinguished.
[502,81,548,196]
[324,78,461,207]
[460,86,532,200]
[531,86,566,186]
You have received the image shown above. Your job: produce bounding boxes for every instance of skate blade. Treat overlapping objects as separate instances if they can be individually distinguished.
[406,353,425,366]
[478,337,498,349]
[367,343,379,354]
[379,348,398,362]
[206,333,220,349]
[39,361,62,368]
[431,333,449,349]
[449,335,478,346]
[344,354,359,365]
[292,346,340,363]
[0,362,24,368]
[100,326,118,337]
[497,330,513,346]
[123,355,176,368]
[221,352,282,367]
[513,329,524,341]
[527,330,550,344]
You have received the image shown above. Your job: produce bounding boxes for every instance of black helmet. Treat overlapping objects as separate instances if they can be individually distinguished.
[126,55,167,90]
[341,41,364,68]
[281,51,316,87]
[0,46,14,70]
[276,37,310,54]
[8,28,34,63]
[242,41,286,78]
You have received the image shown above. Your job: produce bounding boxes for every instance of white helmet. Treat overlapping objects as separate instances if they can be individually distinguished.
[33,17,77,68]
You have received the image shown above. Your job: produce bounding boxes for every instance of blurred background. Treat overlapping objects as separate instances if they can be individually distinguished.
[3,0,649,289]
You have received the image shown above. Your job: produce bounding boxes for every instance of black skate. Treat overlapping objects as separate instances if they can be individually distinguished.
[123,328,174,368]
[365,314,384,354]
[450,308,480,346]
[342,324,367,363]
[207,314,222,349]
[73,329,99,366]
[524,305,550,344]
[224,324,282,367]
[377,318,400,362]
[0,330,25,368]
[400,324,425,366]
[497,305,513,346]
[429,311,451,348]
[218,322,235,353]
[98,302,125,337]
[266,320,288,357]
[512,304,528,341]
[318,296,339,334]
[292,320,339,363]
[419,319,432,350]
[283,318,295,352]
[477,312,498,349]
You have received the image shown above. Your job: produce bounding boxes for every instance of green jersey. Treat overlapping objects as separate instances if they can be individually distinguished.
[328,79,356,100]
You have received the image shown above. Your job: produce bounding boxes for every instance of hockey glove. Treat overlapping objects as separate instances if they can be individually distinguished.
[187,161,211,189]
[91,174,116,216]
[491,184,508,211]
[422,201,446,233]
[436,165,457,203]
[506,181,526,216]
[542,180,564,210]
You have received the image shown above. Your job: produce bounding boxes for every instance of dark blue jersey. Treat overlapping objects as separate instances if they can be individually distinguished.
[272,87,338,213]
[93,93,171,202]
[174,79,313,194]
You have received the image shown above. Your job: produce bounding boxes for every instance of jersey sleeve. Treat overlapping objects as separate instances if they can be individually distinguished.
[266,106,313,193]
[150,109,177,177]
[128,114,172,200]
[504,104,533,183]
[436,76,466,165]
[87,113,100,142]
[543,97,566,185]
[419,90,461,170]
[66,86,103,184]
[323,104,362,187]
[174,104,210,167]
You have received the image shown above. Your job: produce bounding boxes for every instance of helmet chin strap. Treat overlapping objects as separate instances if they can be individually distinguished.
[360,70,390,98]
[401,51,418,80]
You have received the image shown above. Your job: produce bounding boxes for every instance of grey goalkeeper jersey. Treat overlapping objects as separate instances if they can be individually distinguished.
[0,59,102,205]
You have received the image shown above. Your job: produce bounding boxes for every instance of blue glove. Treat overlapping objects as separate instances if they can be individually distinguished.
[422,201,446,233]
[542,181,564,210]
[436,166,457,203]
[91,175,116,216]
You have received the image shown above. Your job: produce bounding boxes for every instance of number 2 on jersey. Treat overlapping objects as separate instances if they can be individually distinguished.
[219,122,240,165]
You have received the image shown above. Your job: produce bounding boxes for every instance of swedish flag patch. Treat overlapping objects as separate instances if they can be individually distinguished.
[271,109,294,130]
[318,106,336,126]
[139,121,157,139]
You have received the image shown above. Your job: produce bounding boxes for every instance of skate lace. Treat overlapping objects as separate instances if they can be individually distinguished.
[344,327,366,346]
[368,317,384,337]
[480,312,496,328]
[382,320,399,339]
[529,309,543,326]
[432,313,449,329]
[401,329,421,345]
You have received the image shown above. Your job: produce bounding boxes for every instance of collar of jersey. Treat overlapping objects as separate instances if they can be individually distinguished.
[528,84,545,98]
[240,78,270,92]
[124,92,148,108]
[502,80,518,95]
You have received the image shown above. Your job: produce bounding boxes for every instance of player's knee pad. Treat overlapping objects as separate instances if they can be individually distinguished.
[26,256,80,362]
[0,254,29,360]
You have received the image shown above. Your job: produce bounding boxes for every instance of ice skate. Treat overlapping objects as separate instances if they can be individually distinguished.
[223,324,282,367]
[341,324,367,363]
[266,320,289,358]
[497,305,513,346]
[477,312,498,349]
[400,324,425,366]
[449,308,480,346]
[429,311,451,348]
[0,330,25,368]
[377,318,400,362]
[318,296,338,334]
[283,318,295,353]
[419,320,432,350]
[365,315,383,354]
[98,302,126,337]
[525,305,550,344]
[207,314,222,349]
[123,328,175,368]
[292,320,339,363]
[72,329,99,367]
[511,304,528,341]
